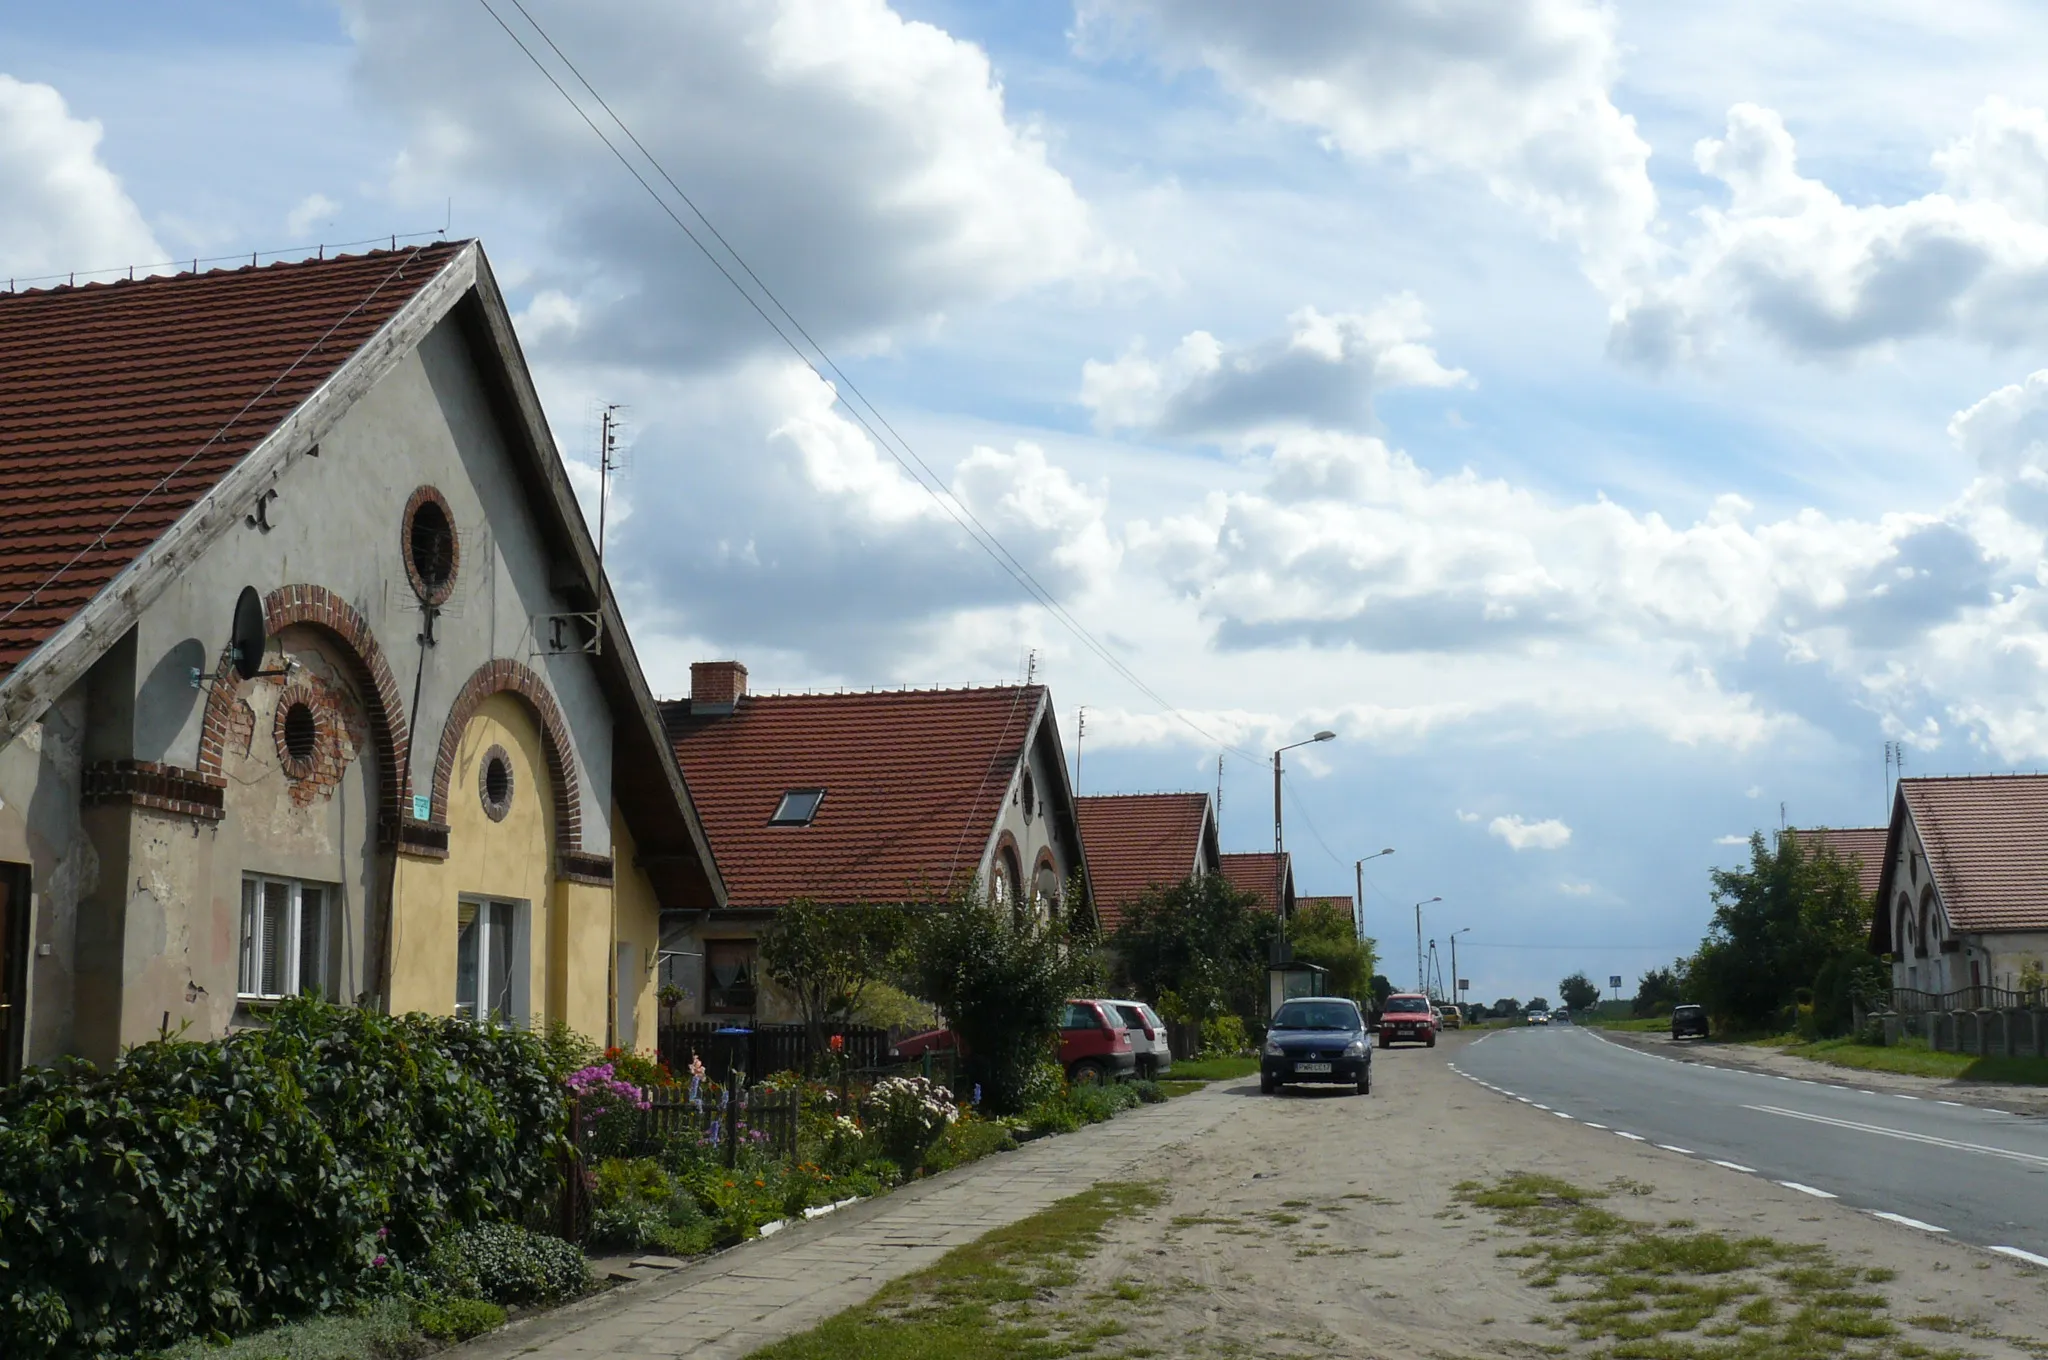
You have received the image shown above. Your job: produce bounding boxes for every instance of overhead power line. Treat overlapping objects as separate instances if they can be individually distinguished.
[477,0,1263,766]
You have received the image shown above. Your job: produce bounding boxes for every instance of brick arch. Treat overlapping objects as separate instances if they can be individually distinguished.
[197,584,411,831]
[432,658,582,858]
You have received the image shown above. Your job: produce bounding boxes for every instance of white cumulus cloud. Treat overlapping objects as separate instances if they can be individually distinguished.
[1080,297,1467,440]
[1489,814,1573,851]
[0,74,160,282]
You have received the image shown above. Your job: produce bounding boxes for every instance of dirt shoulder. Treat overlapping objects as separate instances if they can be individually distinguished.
[1020,1032,2048,1359]
[1588,1024,2048,1118]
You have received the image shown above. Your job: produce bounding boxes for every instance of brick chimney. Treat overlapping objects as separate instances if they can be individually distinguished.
[690,660,748,715]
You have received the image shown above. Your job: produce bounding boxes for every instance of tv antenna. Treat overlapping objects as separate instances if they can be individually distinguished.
[536,403,621,657]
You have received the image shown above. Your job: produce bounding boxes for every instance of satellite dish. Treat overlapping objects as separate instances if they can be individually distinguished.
[230,587,266,681]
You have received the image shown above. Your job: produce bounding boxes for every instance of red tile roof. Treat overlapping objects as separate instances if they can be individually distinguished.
[1792,827,1887,900]
[1074,793,1212,932]
[1294,894,1355,919]
[665,685,1048,911]
[0,242,470,673]
[1220,851,1293,915]
[1887,776,2048,934]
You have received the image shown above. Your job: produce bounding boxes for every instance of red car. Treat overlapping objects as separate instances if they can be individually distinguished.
[1377,993,1438,1047]
[886,999,1136,1085]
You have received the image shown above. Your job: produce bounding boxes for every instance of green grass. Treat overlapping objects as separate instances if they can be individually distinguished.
[744,1180,1163,1359]
[1584,1016,1674,1032]
[1165,1055,1258,1081]
[1455,1172,1967,1360]
[1153,1079,1205,1099]
[1769,1036,2048,1086]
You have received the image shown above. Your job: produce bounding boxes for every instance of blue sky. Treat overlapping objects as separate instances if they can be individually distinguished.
[13,1,2048,1002]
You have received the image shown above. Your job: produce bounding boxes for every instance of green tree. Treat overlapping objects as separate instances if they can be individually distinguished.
[1110,873,1277,1026]
[1692,831,1874,1033]
[1490,997,1521,1019]
[1287,900,1379,1004]
[1369,974,1394,1012]
[1527,996,1550,1013]
[906,887,1094,1114]
[1633,964,1685,1017]
[1558,972,1601,1012]
[758,898,911,1066]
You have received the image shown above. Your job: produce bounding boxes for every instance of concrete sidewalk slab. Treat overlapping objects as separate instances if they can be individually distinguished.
[447,1084,1242,1360]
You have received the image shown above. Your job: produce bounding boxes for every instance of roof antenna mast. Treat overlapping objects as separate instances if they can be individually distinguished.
[1073,705,1086,796]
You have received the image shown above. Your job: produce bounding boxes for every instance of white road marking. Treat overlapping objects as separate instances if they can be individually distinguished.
[1516,1097,1533,1104]
[1892,1094,1920,1101]
[1554,1111,1574,1120]
[1744,1104,2048,1170]
[1711,1160,1755,1173]
[1991,1246,2048,1268]
[1938,1100,1964,1107]
[1779,1181,1838,1199]
[1583,1122,1608,1130]
[1857,1089,1877,1096]
[1532,1103,1551,1110]
[1616,1131,1646,1141]
[1870,1212,1948,1234]
[1656,1145,1695,1154]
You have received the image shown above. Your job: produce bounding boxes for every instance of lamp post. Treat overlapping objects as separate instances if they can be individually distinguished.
[1449,927,1470,1014]
[1273,730,1336,920]
[1353,848,1394,941]
[1414,896,1440,993]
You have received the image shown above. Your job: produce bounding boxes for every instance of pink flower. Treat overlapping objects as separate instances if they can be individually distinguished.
[373,1254,388,1267]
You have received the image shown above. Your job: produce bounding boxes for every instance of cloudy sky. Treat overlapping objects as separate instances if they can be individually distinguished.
[14,1,2048,1002]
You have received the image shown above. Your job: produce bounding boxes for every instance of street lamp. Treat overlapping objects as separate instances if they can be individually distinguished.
[1273,730,1336,919]
[1414,896,1441,993]
[1449,927,1471,1013]
[1354,848,1394,940]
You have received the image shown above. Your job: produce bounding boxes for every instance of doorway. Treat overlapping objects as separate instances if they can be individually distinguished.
[0,863,29,1082]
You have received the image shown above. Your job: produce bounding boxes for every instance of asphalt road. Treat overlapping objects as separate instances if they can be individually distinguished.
[1451,1024,2048,1262]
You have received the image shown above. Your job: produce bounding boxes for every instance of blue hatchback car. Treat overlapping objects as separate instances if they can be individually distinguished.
[1260,997,1372,1095]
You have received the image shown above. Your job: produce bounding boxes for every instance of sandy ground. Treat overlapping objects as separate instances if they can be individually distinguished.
[1036,1032,2048,1359]
[1591,1026,2048,1118]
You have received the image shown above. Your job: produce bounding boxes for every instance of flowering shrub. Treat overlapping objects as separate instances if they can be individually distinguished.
[860,1076,959,1167]
[567,1062,653,1158]
[604,1046,675,1091]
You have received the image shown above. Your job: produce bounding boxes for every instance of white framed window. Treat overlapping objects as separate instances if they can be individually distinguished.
[456,897,529,1025]
[238,875,334,1000]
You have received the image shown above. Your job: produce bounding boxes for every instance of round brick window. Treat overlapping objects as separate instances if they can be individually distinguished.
[480,744,515,822]
[403,486,459,605]
[275,695,322,779]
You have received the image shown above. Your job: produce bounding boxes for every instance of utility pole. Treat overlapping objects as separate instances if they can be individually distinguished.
[1450,932,1460,1012]
[1272,750,1284,921]
[592,403,621,656]
[1413,896,1440,994]
[1355,859,1364,941]
[1073,706,1086,795]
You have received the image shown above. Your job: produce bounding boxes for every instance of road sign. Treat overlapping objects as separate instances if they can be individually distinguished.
[1457,978,1469,991]
[1608,974,1622,988]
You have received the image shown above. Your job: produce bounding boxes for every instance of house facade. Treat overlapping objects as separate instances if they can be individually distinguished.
[1869,776,2048,998]
[1072,792,1219,933]
[662,662,1088,1023]
[0,242,719,1077]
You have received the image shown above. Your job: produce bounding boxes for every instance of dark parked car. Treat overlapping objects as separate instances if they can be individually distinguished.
[1261,997,1372,1095]
[1671,1004,1709,1040]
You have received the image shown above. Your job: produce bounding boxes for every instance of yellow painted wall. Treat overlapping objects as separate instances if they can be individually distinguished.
[389,693,558,1023]
[612,809,662,1054]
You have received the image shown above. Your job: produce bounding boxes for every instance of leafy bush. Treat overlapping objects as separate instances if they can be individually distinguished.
[905,888,1095,1114]
[425,1223,588,1307]
[566,1062,654,1159]
[414,1298,506,1343]
[589,1158,714,1258]
[859,1076,958,1167]
[0,998,570,1359]
[1199,1014,1250,1058]
[157,1298,424,1360]
[1131,1080,1166,1104]
[919,1114,1017,1175]
[1068,1082,1141,1124]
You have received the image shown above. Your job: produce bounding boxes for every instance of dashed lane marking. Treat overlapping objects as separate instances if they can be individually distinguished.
[1938,1100,1964,1107]
[1871,1212,1947,1233]
[1744,1104,2048,1169]
[1991,1246,2048,1268]
[1554,1111,1574,1119]
[1615,1131,1646,1141]
[1583,1122,1608,1130]
[1892,1094,1920,1101]
[1656,1145,1694,1154]
[1711,1160,1755,1173]
[1779,1181,1838,1199]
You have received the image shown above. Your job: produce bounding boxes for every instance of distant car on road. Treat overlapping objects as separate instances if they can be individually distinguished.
[1439,1005,1463,1030]
[1103,999,1172,1078]
[1378,993,1437,1047]
[1552,1009,1572,1025]
[1261,997,1372,1095]
[1671,1004,1709,1040]
[1525,1008,1551,1025]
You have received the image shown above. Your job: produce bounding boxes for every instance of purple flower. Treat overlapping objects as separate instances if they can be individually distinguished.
[377,1227,389,1240]
[373,1254,388,1268]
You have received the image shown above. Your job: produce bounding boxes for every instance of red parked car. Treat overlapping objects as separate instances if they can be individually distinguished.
[1377,993,1438,1047]
[886,999,1136,1085]
[1059,999,1136,1084]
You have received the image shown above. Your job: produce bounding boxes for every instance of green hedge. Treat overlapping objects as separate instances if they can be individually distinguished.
[0,999,568,1359]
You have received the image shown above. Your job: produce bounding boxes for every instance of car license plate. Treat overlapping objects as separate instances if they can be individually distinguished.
[1295,1061,1332,1073]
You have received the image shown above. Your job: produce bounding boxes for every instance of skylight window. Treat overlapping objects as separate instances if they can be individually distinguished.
[770,788,825,826]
